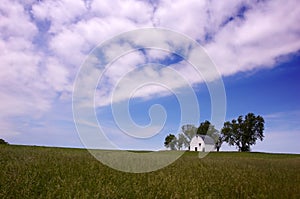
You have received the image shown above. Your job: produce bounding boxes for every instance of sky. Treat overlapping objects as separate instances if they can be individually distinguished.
[0,0,300,153]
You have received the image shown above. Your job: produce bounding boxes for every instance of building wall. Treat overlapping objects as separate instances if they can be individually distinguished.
[204,144,215,152]
[189,136,205,151]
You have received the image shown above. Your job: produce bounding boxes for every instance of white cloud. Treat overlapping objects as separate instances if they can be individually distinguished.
[90,0,153,25]
[154,0,207,39]
[1,0,300,147]
[205,0,300,76]
[43,57,71,92]
[49,27,87,66]
[31,0,87,33]
[0,0,38,39]
[105,64,197,105]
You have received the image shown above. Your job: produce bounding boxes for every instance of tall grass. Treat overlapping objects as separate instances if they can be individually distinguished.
[0,145,299,198]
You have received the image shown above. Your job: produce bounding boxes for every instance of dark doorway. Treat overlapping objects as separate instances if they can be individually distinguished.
[195,147,197,151]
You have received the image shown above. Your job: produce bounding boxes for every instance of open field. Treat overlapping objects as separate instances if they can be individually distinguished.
[0,145,299,198]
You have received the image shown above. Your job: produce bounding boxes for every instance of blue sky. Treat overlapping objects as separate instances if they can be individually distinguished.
[0,0,300,153]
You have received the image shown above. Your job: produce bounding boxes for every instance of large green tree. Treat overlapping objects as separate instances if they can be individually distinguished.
[164,134,177,150]
[221,113,265,152]
[197,120,219,141]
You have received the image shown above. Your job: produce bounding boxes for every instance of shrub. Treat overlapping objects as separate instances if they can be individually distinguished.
[0,138,8,145]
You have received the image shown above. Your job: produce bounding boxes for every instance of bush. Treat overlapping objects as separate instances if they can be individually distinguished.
[0,139,8,145]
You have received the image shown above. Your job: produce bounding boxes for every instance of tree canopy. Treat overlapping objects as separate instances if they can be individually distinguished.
[197,120,219,141]
[0,139,8,145]
[177,133,188,150]
[215,136,223,152]
[164,123,221,151]
[164,113,265,152]
[221,113,265,152]
[164,134,177,150]
[181,124,197,141]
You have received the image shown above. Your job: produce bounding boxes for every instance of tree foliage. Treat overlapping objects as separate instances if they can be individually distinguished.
[221,113,265,152]
[181,124,197,142]
[164,123,222,151]
[164,125,197,150]
[215,136,223,152]
[197,120,220,142]
[197,120,211,135]
[0,138,8,145]
[164,134,177,150]
[177,133,188,150]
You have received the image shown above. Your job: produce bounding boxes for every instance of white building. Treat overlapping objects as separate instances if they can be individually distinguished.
[189,135,215,152]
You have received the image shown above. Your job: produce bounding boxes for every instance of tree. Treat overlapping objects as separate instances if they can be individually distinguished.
[0,139,8,145]
[164,134,177,150]
[197,120,219,142]
[215,136,223,152]
[164,122,224,151]
[221,113,265,152]
[164,125,197,150]
[177,133,188,150]
[181,124,197,142]
[197,120,222,151]
[197,120,211,135]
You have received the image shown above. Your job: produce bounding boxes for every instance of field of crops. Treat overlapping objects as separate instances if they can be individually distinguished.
[0,145,299,198]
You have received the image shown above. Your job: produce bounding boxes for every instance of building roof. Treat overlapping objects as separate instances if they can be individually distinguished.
[194,135,215,145]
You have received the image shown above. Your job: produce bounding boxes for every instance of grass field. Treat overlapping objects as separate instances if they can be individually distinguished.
[0,145,299,198]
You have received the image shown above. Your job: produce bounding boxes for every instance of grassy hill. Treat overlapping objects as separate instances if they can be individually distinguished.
[0,145,299,198]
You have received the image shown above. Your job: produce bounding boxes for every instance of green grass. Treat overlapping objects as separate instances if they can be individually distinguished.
[0,145,299,198]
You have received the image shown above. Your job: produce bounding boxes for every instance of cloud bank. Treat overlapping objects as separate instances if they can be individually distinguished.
[0,0,299,146]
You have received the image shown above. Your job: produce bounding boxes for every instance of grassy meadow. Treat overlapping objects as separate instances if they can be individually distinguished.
[0,145,299,198]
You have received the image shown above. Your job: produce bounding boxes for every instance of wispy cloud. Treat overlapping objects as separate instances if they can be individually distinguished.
[252,130,299,154]
[263,110,300,131]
